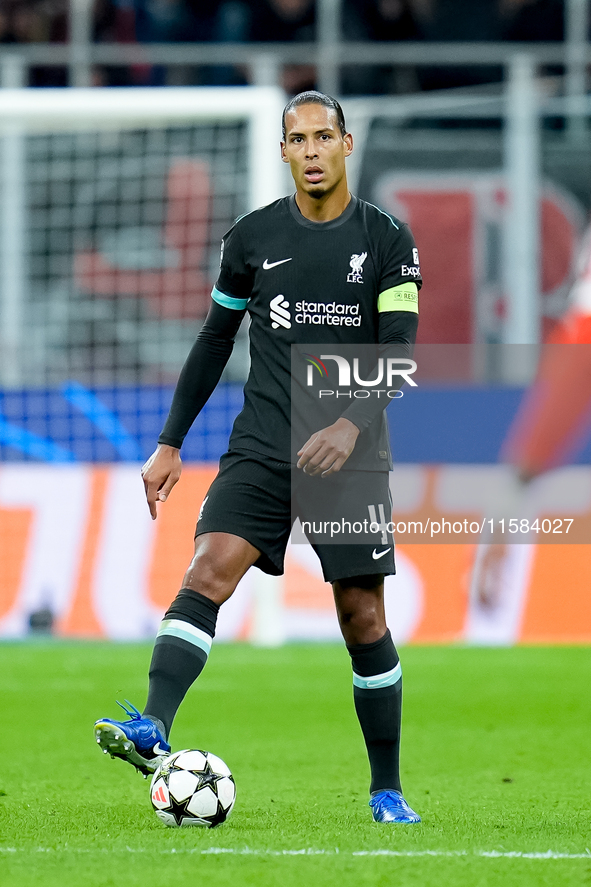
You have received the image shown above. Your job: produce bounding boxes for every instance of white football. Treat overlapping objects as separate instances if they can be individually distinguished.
[150,749,236,828]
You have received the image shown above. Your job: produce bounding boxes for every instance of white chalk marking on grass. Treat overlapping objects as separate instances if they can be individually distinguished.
[481,850,591,860]
[1,846,590,860]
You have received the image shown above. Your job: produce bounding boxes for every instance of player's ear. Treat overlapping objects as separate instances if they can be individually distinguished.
[344,132,353,157]
[280,140,289,163]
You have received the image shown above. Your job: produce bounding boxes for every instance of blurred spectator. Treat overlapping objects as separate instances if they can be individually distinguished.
[343,0,422,94]
[94,0,121,41]
[502,0,566,92]
[0,1,68,85]
[0,0,67,45]
[93,0,139,86]
[0,1,49,44]
[94,0,254,88]
[197,1,253,86]
[415,0,505,90]
[134,0,198,43]
[252,0,315,42]
[252,0,316,93]
[419,0,503,42]
[133,0,200,84]
[94,0,203,86]
[347,0,421,42]
[502,0,565,41]
[0,2,34,44]
[6,0,571,96]
[210,1,252,42]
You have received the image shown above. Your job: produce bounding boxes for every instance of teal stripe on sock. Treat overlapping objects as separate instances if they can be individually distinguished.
[353,661,402,690]
[157,618,212,655]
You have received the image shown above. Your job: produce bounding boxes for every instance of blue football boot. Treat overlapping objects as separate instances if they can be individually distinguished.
[94,700,170,778]
[369,790,421,823]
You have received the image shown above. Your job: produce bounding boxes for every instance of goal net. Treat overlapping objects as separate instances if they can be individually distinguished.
[0,86,286,463]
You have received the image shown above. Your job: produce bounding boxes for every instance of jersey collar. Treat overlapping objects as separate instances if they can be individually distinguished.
[288,194,358,230]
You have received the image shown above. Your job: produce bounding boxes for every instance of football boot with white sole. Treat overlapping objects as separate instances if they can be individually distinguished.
[369,790,421,823]
[94,700,171,778]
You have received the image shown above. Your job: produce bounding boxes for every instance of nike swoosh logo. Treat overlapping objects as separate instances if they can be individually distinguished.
[152,742,169,756]
[372,548,391,560]
[263,258,292,270]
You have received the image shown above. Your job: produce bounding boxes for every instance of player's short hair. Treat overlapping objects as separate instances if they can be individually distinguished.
[282,91,347,140]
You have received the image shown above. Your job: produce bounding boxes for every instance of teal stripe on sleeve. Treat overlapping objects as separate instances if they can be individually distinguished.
[212,286,249,311]
[353,661,402,690]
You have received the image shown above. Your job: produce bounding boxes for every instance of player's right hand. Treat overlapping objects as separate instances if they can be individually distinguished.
[141,444,182,520]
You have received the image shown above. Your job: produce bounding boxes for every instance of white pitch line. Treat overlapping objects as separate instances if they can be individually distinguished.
[0,847,590,859]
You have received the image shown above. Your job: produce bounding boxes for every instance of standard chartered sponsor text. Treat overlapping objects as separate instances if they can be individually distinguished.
[295,301,361,326]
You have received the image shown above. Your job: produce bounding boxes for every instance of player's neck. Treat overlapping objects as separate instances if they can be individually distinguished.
[294,182,352,222]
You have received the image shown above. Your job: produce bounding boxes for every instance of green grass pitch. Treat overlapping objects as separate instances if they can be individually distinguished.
[0,643,590,887]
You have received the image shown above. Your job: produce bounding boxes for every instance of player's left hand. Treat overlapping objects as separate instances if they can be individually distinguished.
[297,417,360,477]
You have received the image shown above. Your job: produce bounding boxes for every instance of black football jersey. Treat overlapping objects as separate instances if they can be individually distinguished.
[213,195,422,468]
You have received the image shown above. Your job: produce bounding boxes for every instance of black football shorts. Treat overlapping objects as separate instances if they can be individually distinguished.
[195,449,395,583]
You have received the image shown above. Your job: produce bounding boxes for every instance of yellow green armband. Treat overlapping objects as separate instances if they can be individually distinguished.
[377,282,419,314]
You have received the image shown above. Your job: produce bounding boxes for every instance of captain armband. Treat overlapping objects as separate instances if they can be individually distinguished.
[377,282,418,314]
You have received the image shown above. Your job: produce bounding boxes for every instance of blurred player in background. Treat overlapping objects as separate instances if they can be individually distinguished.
[94,91,423,823]
[468,220,591,643]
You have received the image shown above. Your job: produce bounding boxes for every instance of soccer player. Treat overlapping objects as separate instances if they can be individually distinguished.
[94,91,422,824]
[469,220,591,639]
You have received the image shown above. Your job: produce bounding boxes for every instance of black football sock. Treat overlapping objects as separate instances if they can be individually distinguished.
[143,588,219,739]
[347,629,403,795]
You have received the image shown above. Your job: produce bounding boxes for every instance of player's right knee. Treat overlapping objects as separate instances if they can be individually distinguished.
[183,562,234,604]
[183,545,244,604]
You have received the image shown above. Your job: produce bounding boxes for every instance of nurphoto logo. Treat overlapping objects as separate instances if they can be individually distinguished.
[304,353,417,398]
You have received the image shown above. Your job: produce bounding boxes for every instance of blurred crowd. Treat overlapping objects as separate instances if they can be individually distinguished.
[0,0,570,91]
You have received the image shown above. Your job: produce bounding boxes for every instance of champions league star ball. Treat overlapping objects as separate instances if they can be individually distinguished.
[150,749,236,828]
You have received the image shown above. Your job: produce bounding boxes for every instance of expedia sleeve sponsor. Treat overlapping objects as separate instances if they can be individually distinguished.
[376,219,423,295]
